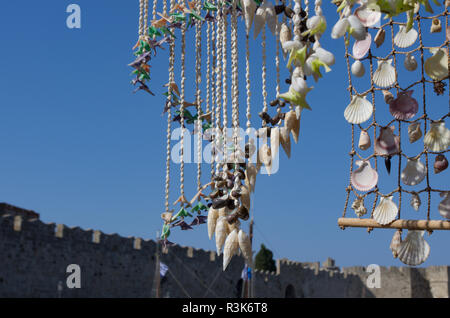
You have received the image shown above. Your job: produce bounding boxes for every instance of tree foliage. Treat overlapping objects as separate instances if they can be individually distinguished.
[254,244,276,272]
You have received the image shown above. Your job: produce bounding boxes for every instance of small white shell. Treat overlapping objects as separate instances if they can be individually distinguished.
[314,47,335,66]
[355,5,381,27]
[223,229,239,270]
[438,192,450,219]
[408,122,422,144]
[344,95,373,124]
[397,230,430,266]
[279,126,291,158]
[351,160,378,192]
[424,121,450,152]
[253,5,266,40]
[279,23,292,57]
[404,53,418,71]
[207,207,219,240]
[215,216,230,256]
[257,143,272,175]
[240,185,251,211]
[390,230,402,258]
[351,60,365,77]
[348,15,367,41]
[358,130,371,150]
[411,192,421,211]
[243,0,257,34]
[264,1,277,36]
[401,158,427,186]
[424,48,449,81]
[331,18,349,39]
[373,196,398,225]
[394,25,418,48]
[285,110,300,143]
[374,28,385,48]
[351,197,367,217]
[373,59,396,88]
[245,163,257,193]
[270,126,280,164]
[238,229,253,266]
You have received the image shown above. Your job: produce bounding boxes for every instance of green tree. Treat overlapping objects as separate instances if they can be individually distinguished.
[254,244,276,272]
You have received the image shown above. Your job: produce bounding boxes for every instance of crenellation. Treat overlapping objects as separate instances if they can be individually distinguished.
[62,226,94,243]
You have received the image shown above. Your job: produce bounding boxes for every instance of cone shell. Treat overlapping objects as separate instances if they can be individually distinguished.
[408,122,422,144]
[358,130,371,150]
[404,53,418,71]
[243,0,257,34]
[238,229,253,266]
[207,207,219,240]
[344,95,373,124]
[434,154,448,174]
[374,28,385,48]
[373,196,398,225]
[424,121,450,152]
[240,185,251,211]
[279,126,291,158]
[245,163,257,193]
[430,18,442,33]
[258,143,272,175]
[351,60,365,77]
[355,5,381,27]
[351,160,378,192]
[438,192,450,219]
[397,230,430,266]
[401,158,427,186]
[352,33,371,60]
[285,110,300,143]
[374,126,399,156]
[215,216,230,256]
[265,1,277,36]
[279,23,292,56]
[390,230,402,258]
[373,59,396,88]
[424,48,449,81]
[411,192,421,211]
[394,25,418,48]
[389,90,418,120]
[253,5,266,40]
[270,126,280,163]
[223,229,239,270]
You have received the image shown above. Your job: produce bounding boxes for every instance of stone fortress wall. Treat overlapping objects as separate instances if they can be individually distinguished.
[0,203,448,298]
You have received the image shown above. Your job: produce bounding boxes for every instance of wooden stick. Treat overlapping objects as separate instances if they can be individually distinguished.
[338,218,450,230]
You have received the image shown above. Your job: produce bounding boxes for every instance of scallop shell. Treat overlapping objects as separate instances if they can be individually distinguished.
[243,0,257,34]
[401,158,427,186]
[223,229,239,270]
[373,59,396,88]
[404,53,418,71]
[279,126,291,158]
[411,192,421,211]
[245,163,257,193]
[238,229,253,266]
[351,160,379,192]
[424,48,449,81]
[438,192,450,219]
[434,154,448,174]
[270,126,280,163]
[215,216,230,256]
[389,90,419,120]
[358,130,371,150]
[331,18,349,39]
[352,33,371,60]
[430,18,442,33]
[207,207,219,240]
[253,5,266,40]
[394,25,418,48]
[351,60,365,77]
[355,5,381,27]
[258,143,272,175]
[390,230,402,258]
[424,121,450,152]
[344,95,373,124]
[374,126,400,156]
[373,196,398,225]
[408,122,422,144]
[397,230,430,266]
[348,14,367,41]
[374,28,385,48]
[285,110,300,143]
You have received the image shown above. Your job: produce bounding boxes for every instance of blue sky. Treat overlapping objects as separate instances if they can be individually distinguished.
[0,1,448,268]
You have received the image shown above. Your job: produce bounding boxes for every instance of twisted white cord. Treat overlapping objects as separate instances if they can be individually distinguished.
[231,0,239,167]
[215,3,224,175]
[262,27,268,120]
[152,0,157,21]
[222,4,229,168]
[180,22,186,196]
[139,0,144,36]
[245,33,251,130]
[195,0,202,192]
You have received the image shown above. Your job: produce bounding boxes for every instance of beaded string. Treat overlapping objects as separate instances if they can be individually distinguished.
[261,27,268,126]
[222,1,229,174]
[215,1,224,177]
[195,0,203,193]
[179,19,187,200]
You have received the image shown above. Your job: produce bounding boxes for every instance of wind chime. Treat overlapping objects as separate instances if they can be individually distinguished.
[129,0,335,270]
[332,0,450,266]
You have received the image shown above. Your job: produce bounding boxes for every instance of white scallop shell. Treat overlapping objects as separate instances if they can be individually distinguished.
[424,121,450,152]
[223,229,239,270]
[344,95,373,124]
[351,160,379,192]
[424,48,449,81]
[207,207,219,240]
[351,60,365,77]
[390,230,402,258]
[373,196,398,225]
[373,59,396,88]
[401,158,427,186]
[238,229,253,266]
[404,53,418,71]
[215,216,230,256]
[411,192,421,211]
[438,192,450,219]
[331,18,349,39]
[397,230,430,266]
[243,0,257,34]
[394,25,418,48]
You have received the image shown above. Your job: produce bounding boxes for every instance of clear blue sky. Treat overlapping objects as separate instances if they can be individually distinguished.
[0,1,448,268]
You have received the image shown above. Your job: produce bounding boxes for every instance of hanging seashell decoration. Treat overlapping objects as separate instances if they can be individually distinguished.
[394,25,418,48]
[390,230,402,258]
[439,192,450,219]
[373,59,396,88]
[424,48,449,81]
[351,60,365,77]
[401,158,427,186]
[373,196,398,225]
[358,130,371,150]
[374,126,400,156]
[434,154,448,174]
[344,95,373,124]
[352,33,371,60]
[408,122,422,144]
[389,90,419,120]
[374,28,385,48]
[397,230,430,266]
[404,53,418,71]
[410,192,421,211]
[350,160,379,192]
[423,121,450,152]
[430,18,442,33]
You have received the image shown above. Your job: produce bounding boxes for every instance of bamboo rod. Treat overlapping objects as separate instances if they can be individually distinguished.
[338,218,450,231]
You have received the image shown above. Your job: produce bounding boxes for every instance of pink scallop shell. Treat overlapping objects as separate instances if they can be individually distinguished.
[355,6,381,27]
[389,90,419,120]
[351,161,379,192]
[353,33,372,60]
[374,126,400,156]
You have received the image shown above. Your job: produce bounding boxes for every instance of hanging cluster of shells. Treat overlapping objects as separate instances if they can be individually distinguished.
[334,0,449,266]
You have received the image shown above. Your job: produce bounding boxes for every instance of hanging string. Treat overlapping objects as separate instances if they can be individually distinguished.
[195,0,203,193]
[245,32,251,131]
[179,19,187,200]
[215,1,224,176]
[231,0,239,171]
[139,0,145,37]
[261,27,268,126]
[222,1,229,174]
[210,2,217,178]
